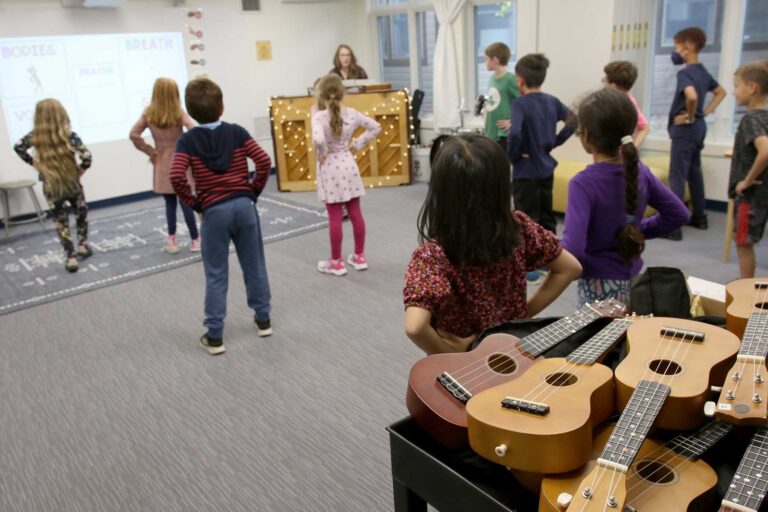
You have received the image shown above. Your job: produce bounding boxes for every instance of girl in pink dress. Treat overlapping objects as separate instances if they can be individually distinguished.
[130,77,198,254]
[312,74,381,276]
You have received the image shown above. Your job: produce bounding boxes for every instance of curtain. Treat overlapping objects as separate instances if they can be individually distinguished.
[432,0,466,130]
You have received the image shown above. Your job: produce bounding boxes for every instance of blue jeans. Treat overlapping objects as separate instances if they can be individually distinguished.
[669,126,706,218]
[201,197,271,339]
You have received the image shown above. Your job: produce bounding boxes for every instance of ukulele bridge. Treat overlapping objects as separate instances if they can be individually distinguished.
[660,326,705,342]
[501,397,550,415]
[755,282,768,289]
[437,372,472,404]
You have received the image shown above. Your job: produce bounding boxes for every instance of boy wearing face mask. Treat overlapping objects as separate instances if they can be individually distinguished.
[666,26,726,240]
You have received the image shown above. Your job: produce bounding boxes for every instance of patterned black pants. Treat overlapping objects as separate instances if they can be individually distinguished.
[47,190,88,258]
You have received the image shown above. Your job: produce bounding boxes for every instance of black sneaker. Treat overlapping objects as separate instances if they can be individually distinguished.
[77,243,94,259]
[200,334,226,355]
[665,228,683,241]
[688,215,708,230]
[255,318,273,337]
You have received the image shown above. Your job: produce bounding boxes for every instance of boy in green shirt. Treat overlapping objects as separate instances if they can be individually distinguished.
[483,42,519,149]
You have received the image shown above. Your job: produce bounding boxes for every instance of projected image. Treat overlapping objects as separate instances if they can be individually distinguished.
[0,32,188,145]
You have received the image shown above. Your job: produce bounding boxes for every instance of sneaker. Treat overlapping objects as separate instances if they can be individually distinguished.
[164,235,180,254]
[317,258,347,276]
[526,270,543,286]
[665,228,683,241]
[347,253,368,271]
[200,334,226,355]
[189,237,201,252]
[688,215,708,230]
[76,243,93,259]
[255,318,273,337]
[65,256,78,273]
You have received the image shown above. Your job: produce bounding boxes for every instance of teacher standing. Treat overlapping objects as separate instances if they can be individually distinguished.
[330,44,368,80]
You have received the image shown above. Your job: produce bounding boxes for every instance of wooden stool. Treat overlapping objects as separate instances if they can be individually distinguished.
[0,179,46,236]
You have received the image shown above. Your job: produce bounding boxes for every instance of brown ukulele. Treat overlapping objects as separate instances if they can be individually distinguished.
[614,317,741,431]
[466,316,636,474]
[718,424,768,512]
[406,300,627,448]
[540,420,730,512]
[716,279,768,425]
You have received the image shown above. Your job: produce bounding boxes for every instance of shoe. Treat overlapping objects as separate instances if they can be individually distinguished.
[688,215,708,230]
[526,270,543,286]
[665,228,683,241]
[200,334,226,355]
[347,253,368,271]
[190,237,201,252]
[65,256,78,273]
[76,243,93,259]
[163,235,180,254]
[317,258,347,276]
[255,318,273,337]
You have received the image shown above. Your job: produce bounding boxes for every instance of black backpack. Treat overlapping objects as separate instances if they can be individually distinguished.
[630,267,691,318]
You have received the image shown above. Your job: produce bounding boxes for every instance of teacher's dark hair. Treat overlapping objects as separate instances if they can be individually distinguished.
[418,134,521,267]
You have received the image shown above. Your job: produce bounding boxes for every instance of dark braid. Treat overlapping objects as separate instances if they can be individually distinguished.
[577,88,644,265]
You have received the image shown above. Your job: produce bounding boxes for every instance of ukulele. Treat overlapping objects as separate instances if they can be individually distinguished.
[716,279,768,425]
[719,424,768,512]
[540,420,730,512]
[615,317,741,431]
[406,300,627,449]
[466,315,636,473]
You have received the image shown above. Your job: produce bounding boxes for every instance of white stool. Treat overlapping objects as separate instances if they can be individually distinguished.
[0,179,46,236]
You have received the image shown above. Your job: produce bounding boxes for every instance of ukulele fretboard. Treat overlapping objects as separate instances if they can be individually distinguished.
[599,380,671,470]
[566,318,632,365]
[740,312,768,359]
[722,425,768,512]
[668,420,732,460]
[518,307,601,356]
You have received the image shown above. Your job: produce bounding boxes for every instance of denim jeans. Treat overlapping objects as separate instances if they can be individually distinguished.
[201,197,271,339]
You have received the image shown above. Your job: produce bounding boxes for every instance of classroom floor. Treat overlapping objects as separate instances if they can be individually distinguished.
[1,181,765,512]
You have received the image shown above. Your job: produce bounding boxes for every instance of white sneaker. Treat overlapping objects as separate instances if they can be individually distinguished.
[164,235,180,254]
[347,253,368,271]
[317,258,347,276]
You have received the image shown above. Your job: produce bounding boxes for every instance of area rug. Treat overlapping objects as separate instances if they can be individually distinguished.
[0,194,327,315]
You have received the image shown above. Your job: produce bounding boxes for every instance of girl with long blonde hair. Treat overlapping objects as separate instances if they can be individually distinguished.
[130,77,198,254]
[14,98,93,273]
[311,74,380,275]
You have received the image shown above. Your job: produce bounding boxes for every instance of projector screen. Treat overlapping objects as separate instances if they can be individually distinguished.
[0,32,188,145]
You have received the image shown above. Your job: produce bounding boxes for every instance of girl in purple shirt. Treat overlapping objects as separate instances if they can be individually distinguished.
[562,89,690,307]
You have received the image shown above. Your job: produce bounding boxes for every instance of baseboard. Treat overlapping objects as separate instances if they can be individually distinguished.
[706,199,728,213]
[1,168,278,228]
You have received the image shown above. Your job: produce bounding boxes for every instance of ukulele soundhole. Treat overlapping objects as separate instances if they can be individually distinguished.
[649,359,682,376]
[635,459,676,484]
[756,302,768,310]
[544,372,578,387]
[488,354,518,374]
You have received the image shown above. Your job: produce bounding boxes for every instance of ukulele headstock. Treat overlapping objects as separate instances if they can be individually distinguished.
[715,358,768,426]
[566,465,627,512]
[587,299,629,319]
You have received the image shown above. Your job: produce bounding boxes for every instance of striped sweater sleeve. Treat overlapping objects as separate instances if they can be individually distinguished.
[170,144,199,211]
[244,137,272,193]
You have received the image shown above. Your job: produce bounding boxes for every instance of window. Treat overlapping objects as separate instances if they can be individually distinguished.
[647,0,724,133]
[416,10,438,115]
[376,0,408,5]
[734,0,768,130]
[474,3,517,100]
[377,13,411,90]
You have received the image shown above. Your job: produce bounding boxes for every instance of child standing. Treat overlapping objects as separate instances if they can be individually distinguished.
[130,77,199,254]
[483,42,519,149]
[403,134,581,355]
[13,99,93,273]
[666,27,727,240]
[728,61,768,279]
[170,78,273,355]
[603,60,650,147]
[312,74,381,276]
[562,89,690,307]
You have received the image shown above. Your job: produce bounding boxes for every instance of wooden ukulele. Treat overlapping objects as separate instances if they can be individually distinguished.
[615,317,741,431]
[716,279,768,425]
[540,420,730,512]
[406,300,627,449]
[466,316,635,473]
[719,424,768,512]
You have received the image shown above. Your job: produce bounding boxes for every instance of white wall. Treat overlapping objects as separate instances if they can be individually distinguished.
[0,0,371,218]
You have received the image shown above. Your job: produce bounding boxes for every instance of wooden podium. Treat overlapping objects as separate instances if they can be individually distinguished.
[269,88,412,192]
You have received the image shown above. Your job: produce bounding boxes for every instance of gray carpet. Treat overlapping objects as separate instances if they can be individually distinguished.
[0,193,326,316]
[2,180,767,512]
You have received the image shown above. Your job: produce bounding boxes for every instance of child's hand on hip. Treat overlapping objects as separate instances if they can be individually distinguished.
[496,119,511,131]
[737,179,761,196]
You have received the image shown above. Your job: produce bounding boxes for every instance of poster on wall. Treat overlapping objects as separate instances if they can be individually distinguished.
[0,32,188,145]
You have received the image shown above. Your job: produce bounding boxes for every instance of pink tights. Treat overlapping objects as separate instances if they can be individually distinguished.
[326,198,365,260]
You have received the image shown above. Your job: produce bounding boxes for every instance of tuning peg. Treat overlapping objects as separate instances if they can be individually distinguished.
[704,401,716,417]
[754,393,762,404]
[557,493,573,509]
[726,390,735,400]
[607,496,619,508]
[756,374,764,384]
[711,385,723,393]
[495,444,508,457]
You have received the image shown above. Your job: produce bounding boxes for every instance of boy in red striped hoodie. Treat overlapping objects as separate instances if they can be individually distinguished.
[171,77,273,355]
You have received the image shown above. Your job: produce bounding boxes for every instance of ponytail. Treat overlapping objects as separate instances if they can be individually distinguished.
[315,74,345,139]
[328,96,343,139]
[617,136,645,264]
